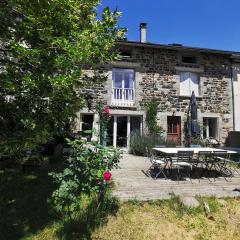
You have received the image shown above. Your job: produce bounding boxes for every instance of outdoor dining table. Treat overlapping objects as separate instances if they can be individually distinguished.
[152,147,237,155]
[152,147,238,180]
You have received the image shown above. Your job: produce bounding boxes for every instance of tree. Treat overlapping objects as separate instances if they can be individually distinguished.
[0,0,125,155]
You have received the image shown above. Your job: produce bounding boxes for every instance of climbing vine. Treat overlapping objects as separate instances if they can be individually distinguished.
[146,100,163,135]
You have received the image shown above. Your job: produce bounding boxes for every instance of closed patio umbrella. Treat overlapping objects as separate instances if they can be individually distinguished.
[187,91,200,145]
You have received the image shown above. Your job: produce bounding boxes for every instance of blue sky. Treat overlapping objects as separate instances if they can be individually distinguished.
[98,0,240,52]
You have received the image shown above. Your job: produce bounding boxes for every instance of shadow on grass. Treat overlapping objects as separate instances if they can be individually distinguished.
[0,165,119,240]
[0,166,57,240]
[56,193,119,240]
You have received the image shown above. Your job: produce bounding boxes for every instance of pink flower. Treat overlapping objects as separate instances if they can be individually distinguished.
[103,171,112,181]
[103,105,110,115]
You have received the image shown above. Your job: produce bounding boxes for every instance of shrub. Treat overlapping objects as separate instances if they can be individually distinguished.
[130,133,176,156]
[49,139,122,219]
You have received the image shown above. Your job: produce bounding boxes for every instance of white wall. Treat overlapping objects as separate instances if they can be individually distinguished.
[233,63,240,131]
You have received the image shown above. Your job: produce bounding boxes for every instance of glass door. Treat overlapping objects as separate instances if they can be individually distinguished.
[116,116,128,147]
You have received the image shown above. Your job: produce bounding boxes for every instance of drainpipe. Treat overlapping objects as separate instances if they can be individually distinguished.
[230,58,235,131]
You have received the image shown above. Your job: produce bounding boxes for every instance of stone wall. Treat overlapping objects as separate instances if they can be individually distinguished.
[232,63,240,131]
[80,43,234,143]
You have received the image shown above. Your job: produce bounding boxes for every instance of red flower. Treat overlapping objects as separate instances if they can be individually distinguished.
[103,171,112,181]
[103,105,110,115]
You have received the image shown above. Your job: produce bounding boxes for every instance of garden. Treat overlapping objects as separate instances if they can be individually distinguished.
[1,1,240,240]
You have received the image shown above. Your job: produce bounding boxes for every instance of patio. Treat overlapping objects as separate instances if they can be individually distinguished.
[112,154,240,201]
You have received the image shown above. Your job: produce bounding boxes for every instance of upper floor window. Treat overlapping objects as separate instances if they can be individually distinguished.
[112,68,134,90]
[180,72,199,96]
[119,49,132,59]
[182,56,196,64]
[112,68,135,104]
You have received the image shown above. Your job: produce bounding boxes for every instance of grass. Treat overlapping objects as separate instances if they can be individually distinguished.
[92,197,240,240]
[0,165,119,240]
[0,165,240,240]
[0,166,57,240]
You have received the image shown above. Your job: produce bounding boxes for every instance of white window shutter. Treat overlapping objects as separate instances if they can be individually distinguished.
[180,72,190,95]
[190,73,199,96]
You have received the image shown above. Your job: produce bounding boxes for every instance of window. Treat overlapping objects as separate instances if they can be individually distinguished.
[180,72,199,96]
[167,116,181,143]
[167,116,180,134]
[119,49,132,59]
[203,118,218,139]
[182,56,196,64]
[81,114,94,137]
[112,68,135,101]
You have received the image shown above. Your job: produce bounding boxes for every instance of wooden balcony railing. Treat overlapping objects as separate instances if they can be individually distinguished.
[112,88,135,106]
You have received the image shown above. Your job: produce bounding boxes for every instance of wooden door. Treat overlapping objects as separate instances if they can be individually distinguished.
[167,116,181,143]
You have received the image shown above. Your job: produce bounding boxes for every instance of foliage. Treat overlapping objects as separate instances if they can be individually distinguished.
[130,133,176,156]
[0,0,125,156]
[0,164,119,240]
[145,100,163,135]
[49,139,122,218]
[96,101,111,146]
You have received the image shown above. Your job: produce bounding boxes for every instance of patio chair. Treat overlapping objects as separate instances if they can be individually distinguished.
[172,150,194,183]
[196,151,212,181]
[145,147,167,179]
[212,151,233,181]
[230,159,240,175]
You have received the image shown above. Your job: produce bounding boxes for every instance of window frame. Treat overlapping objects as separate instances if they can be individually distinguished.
[202,117,219,140]
[112,68,135,90]
[112,68,135,101]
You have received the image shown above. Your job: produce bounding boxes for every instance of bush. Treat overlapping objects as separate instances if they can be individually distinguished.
[130,133,176,156]
[49,139,122,219]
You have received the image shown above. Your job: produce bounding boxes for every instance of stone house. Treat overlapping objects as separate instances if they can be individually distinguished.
[75,23,240,150]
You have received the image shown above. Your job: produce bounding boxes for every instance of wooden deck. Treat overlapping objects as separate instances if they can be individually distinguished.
[112,154,240,201]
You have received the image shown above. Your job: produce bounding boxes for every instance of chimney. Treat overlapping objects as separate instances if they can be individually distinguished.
[140,22,147,43]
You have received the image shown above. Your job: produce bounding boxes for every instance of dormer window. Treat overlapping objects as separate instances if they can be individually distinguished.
[119,49,132,59]
[182,56,196,64]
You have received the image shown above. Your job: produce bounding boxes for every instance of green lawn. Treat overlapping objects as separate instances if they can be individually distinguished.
[0,165,240,240]
[0,166,57,240]
[92,197,240,240]
[0,164,119,240]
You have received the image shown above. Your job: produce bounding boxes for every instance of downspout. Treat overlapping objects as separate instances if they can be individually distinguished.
[230,58,235,131]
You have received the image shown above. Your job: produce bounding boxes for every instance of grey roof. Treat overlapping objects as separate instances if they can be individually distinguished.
[116,40,240,57]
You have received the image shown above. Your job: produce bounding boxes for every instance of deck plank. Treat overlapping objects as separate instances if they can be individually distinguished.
[112,154,240,201]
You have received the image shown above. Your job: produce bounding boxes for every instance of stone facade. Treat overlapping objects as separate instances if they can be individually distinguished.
[232,62,240,131]
[77,41,238,145]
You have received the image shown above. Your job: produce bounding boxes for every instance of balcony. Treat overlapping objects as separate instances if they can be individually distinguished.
[111,88,135,107]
